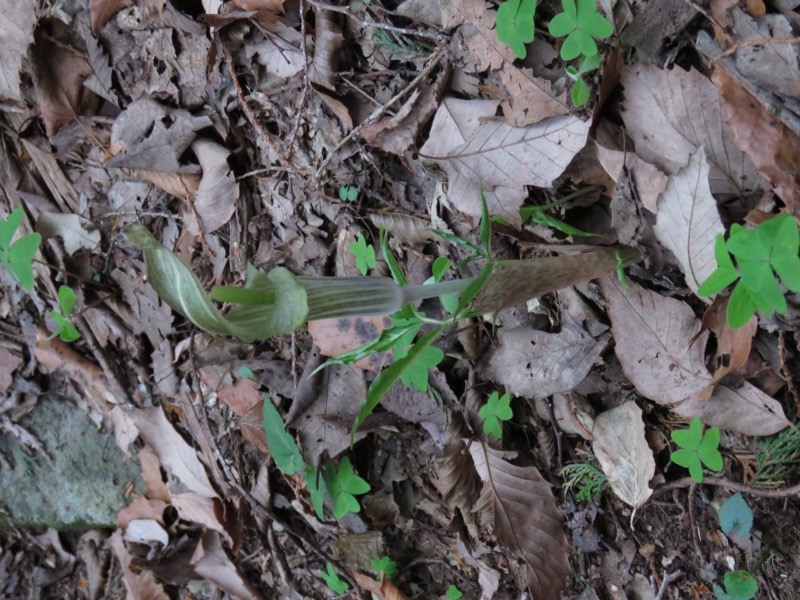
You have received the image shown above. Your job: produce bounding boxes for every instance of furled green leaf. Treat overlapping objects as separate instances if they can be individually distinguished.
[305,465,326,520]
[262,394,304,475]
[572,75,590,106]
[50,312,81,342]
[718,493,753,537]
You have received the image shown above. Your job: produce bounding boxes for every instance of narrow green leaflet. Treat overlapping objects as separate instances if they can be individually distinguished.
[522,207,598,237]
[496,0,536,59]
[478,391,513,439]
[305,465,327,520]
[320,562,349,594]
[380,227,409,286]
[325,457,370,519]
[262,393,304,476]
[313,319,422,372]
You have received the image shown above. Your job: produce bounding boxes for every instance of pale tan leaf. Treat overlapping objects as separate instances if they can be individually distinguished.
[37,212,102,255]
[480,319,607,400]
[309,9,342,91]
[600,274,714,405]
[192,139,239,232]
[131,407,217,498]
[592,402,655,510]
[246,15,305,78]
[595,140,669,214]
[191,531,264,600]
[368,212,438,245]
[654,146,725,293]
[420,97,590,227]
[468,442,569,600]
[621,64,763,198]
[672,382,789,436]
[233,0,284,10]
[171,492,231,545]
[499,65,570,127]
[110,530,170,600]
[0,0,37,102]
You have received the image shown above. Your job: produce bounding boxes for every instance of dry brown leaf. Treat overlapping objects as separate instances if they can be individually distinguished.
[90,0,133,34]
[0,347,22,394]
[595,141,669,214]
[192,139,239,232]
[171,492,231,545]
[82,27,119,106]
[315,89,353,129]
[712,65,800,212]
[438,416,482,534]
[138,448,171,502]
[308,316,393,372]
[191,531,264,600]
[592,402,655,511]
[130,408,217,498]
[233,0,284,10]
[0,0,37,102]
[309,8,342,91]
[368,212,438,245]
[653,146,725,294]
[672,382,789,435]
[37,212,102,255]
[246,14,305,78]
[480,319,607,400]
[621,64,762,198]
[700,295,757,382]
[601,274,714,405]
[469,442,570,600]
[420,97,590,226]
[110,530,170,600]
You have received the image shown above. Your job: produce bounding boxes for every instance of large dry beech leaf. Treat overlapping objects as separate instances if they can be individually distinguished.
[601,274,714,405]
[654,145,725,294]
[480,318,607,400]
[420,97,590,227]
[592,402,655,512]
[621,64,762,198]
[468,441,569,600]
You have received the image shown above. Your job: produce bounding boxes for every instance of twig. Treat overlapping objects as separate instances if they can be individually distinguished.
[314,42,447,179]
[653,476,800,498]
[306,0,348,14]
[286,0,311,153]
[546,398,565,472]
[687,481,702,558]
[358,19,449,41]
[653,570,682,600]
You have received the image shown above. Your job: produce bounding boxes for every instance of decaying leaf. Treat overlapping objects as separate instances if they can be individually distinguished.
[192,139,239,233]
[480,318,607,400]
[595,138,669,215]
[37,212,102,255]
[592,402,655,511]
[420,97,590,226]
[654,146,725,294]
[438,415,482,535]
[701,296,757,382]
[621,64,763,198]
[469,442,570,600]
[309,8,342,91]
[191,531,264,600]
[308,316,393,372]
[90,0,133,34]
[601,274,714,405]
[247,14,305,78]
[0,0,37,103]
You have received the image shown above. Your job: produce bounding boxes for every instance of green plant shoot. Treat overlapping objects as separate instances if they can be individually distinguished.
[549,0,614,61]
[670,418,723,484]
[496,0,537,59]
[565,52,602,106]
[325,456,370,519]
[698,215,800,329]
[446,585,464,600]
[49,285,81,342]
[559,452,608,501]
[478,391,513,439]
[338,185,358,202]
[371,555,398,581]
[713,570,758,600]
[718,493,753,538]
[319,562,349,594]
[0,207,42,291]
[350,234,376,276]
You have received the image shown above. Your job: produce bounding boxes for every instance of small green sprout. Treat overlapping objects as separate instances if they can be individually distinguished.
[718,493,753,538]
[559,452,609,501]
[0,207,42,291]
[714,570,758,600]
[549,0,614,61]
[615,248,631,288]
[325,456,370,519]
[478,391,513,439]
[565,52,602,106]
[338,185,358,202]
[697,214,800,329]
[350,234,376,276]
[496,0,537,59]
[49,285,81,342]
[446,584,463,599]
[371,555,398,581]
[670,418,723,484]
[319,562,349,595]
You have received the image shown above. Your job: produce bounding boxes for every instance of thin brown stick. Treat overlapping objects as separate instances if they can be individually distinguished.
[653,476,800,498]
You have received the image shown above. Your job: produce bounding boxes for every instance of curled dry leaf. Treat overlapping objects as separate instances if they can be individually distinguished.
[592,402,655,511]
[700,295,757,382]
[420,97,590,227]
[438,415,482,536]
[654,145,725,294]
[601,274,714,405]
[595,137,669,215]
[192,139,239,232]
[309,8,342,91]
[468,441,570,600]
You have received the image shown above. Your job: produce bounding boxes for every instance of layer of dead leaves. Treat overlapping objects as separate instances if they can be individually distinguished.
[1,0,800,599]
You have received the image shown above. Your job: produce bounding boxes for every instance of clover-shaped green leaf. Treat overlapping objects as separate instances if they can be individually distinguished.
[496,0,537,59]
[371,555,398,581]
[392,321,444,392]
[478,391,513,439]
[319,562,349,594]
[262,393,304,476]
[338,185,358,202]
[671,418,723,484]
[713,570,758,600]
[718,493,753,538]
[0,208,41,291]
[49,285,81,342]
[350,234,376,276]
[549,0,614,61]
[446,585,464,600]
[325,456,370,519]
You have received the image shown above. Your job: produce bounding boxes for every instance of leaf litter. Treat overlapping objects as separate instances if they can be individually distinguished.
[2,0,800,599]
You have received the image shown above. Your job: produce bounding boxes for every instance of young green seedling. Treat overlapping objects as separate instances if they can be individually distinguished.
[319,562,349,594]
[670,418,723,484]
[549,0,614,61]
[718,493,753,538]
[446,585,464,600]
[698,214,800,328]
[371,555,398,581]
[338,185,358,202]
[496,0,537,59]
[350,234,376,276]
[0,207,42,291]
[325,456,370,519]
[565,52,602,106]
[49,285,81,342]
[713,570,758,600]
[478,391,513,440]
